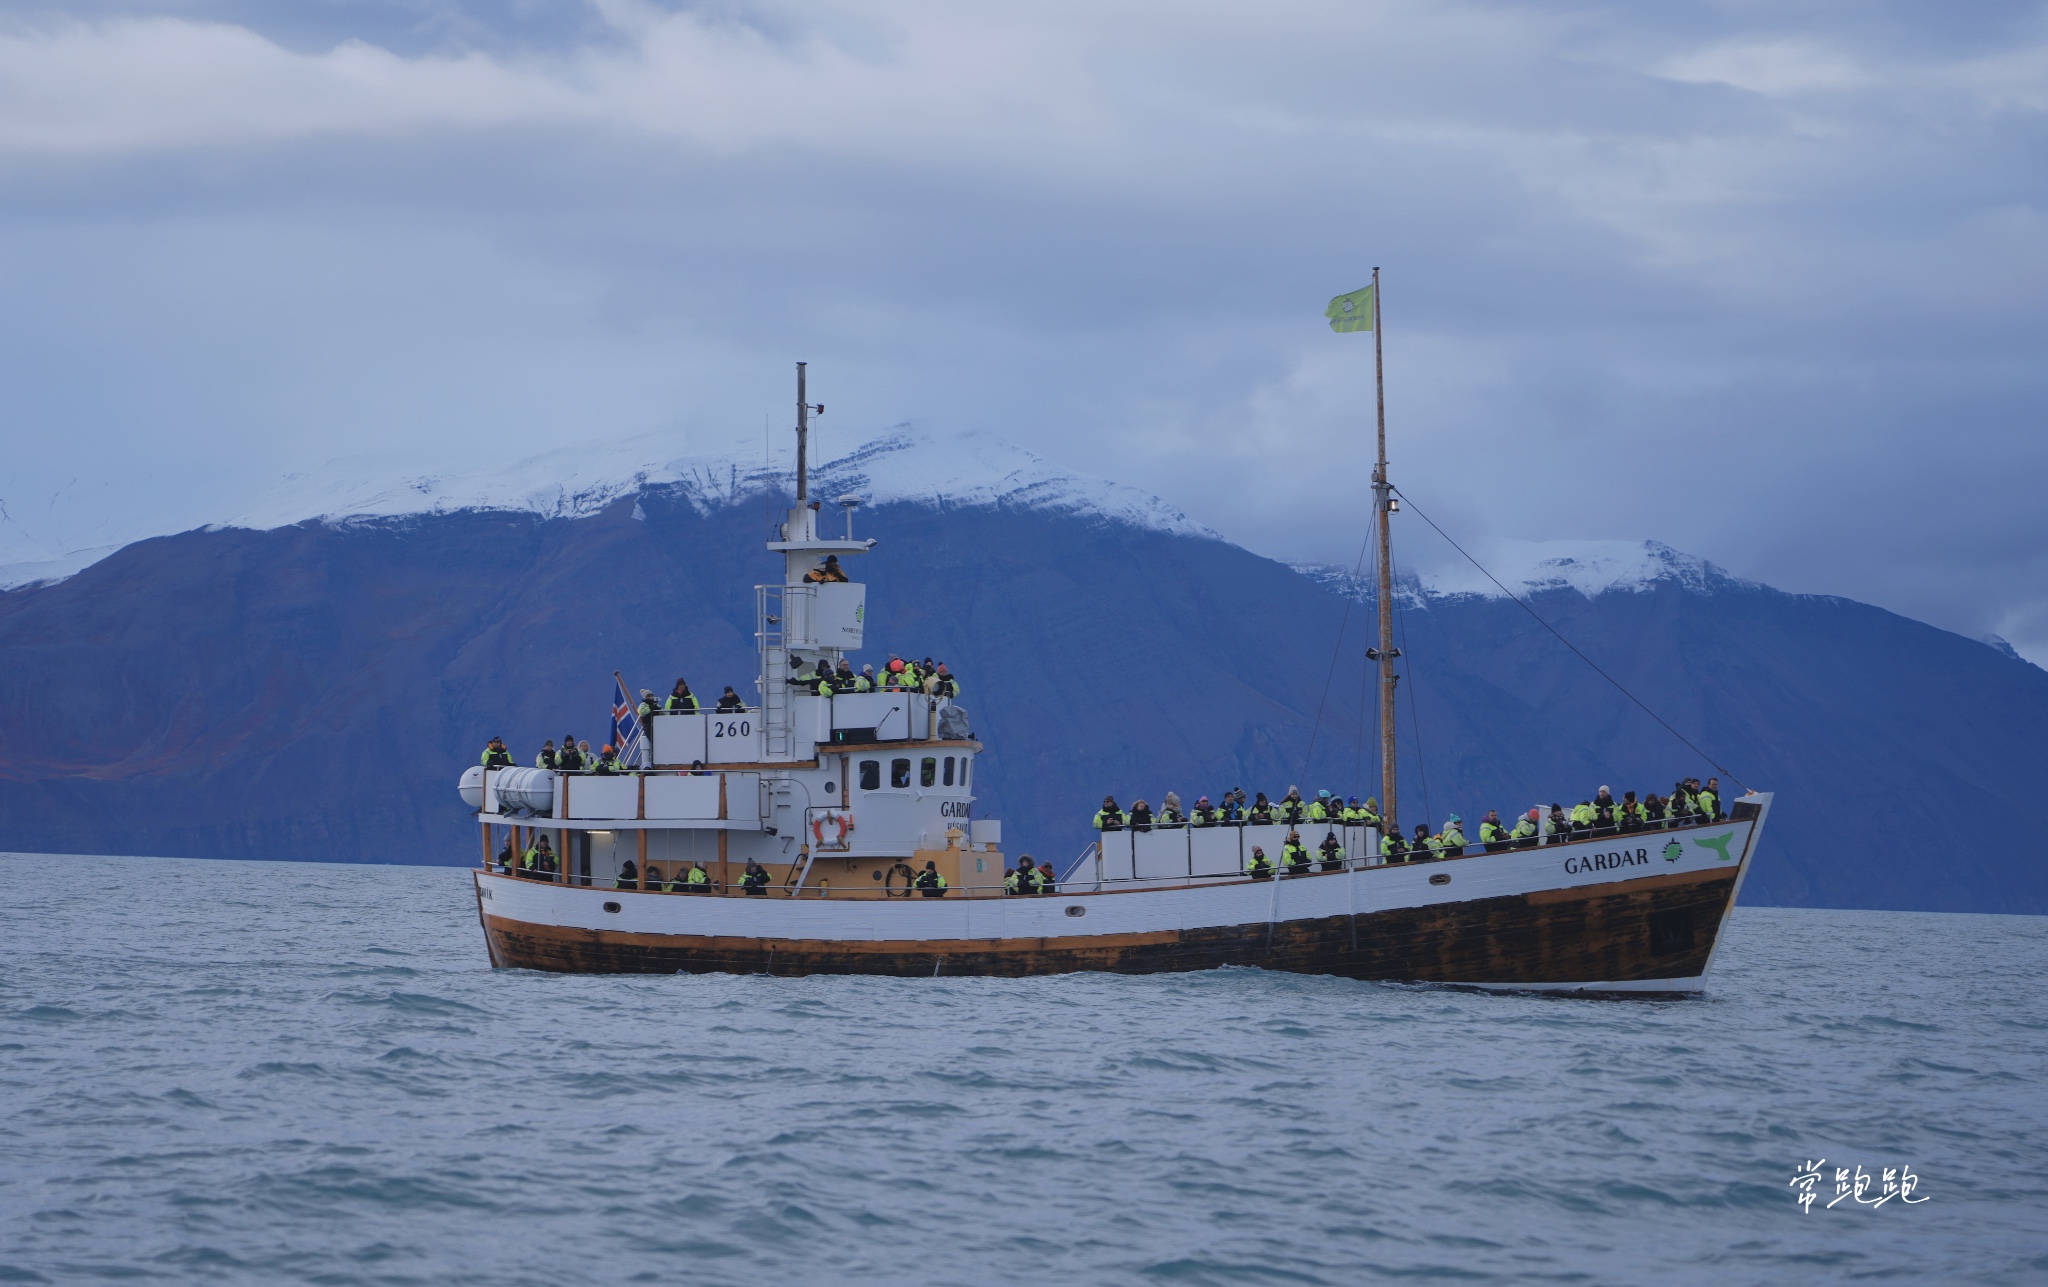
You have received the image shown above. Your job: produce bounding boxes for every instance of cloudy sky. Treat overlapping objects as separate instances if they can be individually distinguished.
[1,0,2043,660]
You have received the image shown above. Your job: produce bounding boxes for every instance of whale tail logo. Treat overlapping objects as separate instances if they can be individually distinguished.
[1695,833,1736,863]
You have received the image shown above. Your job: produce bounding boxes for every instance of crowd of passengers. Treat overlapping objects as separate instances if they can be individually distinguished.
[476,655,962,773]
[497,835,973,900]
[1092,778,1732,872]
[495,834,779,893]
[784,653,960,698]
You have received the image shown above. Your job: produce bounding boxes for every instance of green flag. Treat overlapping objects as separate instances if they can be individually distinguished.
[1326,284,1374,333]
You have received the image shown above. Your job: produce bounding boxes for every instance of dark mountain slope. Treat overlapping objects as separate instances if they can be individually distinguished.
[1,489,2042,913]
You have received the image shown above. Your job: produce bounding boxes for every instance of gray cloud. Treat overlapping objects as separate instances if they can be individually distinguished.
[0,0,2042,660]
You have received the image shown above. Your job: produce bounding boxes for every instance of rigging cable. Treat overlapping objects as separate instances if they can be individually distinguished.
[1356,517,1376,798]
[1390,551,1433,828]
[1300,526,1374,781]
[1391,485,1749,793]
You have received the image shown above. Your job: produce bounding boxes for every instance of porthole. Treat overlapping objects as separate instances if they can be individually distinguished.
[1428,874,1451,886]
[603,901,623,913]
[871,870,883,881]
[1065,905,1086,917]
[823,781,836,794]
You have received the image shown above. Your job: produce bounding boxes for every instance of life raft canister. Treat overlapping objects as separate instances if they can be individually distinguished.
[812,811,854,850]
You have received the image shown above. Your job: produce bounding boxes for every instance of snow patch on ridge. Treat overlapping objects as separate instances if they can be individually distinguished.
[1290,563,1430,608]
[221,425,1219,541]
[1422,540,1749,599]
[1295,540,1749,603]
[0,545,122,591]
[811,428,1217,538]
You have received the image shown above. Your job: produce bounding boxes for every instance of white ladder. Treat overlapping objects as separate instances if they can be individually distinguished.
[757,584,791,758]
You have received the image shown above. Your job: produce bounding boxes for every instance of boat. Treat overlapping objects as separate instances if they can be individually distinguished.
[466,298,1773,995]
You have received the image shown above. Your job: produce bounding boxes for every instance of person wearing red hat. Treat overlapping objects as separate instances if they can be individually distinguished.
[1511,809,1541,848]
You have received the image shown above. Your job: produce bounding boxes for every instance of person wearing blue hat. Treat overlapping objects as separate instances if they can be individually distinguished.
[1309,789,1333,822]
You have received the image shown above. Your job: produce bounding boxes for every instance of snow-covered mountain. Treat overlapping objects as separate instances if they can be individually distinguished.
[6,423,1770,611]
[2,426,1220,590]
[223,425,1220,542]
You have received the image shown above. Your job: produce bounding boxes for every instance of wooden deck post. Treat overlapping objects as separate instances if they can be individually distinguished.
[558,828,568,886]
[638,829,649,889]
[718,829,729,895]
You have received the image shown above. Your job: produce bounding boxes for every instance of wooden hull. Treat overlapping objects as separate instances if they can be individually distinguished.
[474,796,1771,996]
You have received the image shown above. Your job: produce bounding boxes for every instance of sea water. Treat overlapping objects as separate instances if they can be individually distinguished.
[2,853,2043,1286]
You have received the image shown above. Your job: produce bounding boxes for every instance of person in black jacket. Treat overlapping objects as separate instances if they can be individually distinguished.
[1319,832,1345,871]
[1380,829,1407,864]
[742,862,771,895]
[1093,798,1125,832]
[717,687,746,713]
[1127,799,1155,832]
[481,737,513,769]
[557,737,584,772]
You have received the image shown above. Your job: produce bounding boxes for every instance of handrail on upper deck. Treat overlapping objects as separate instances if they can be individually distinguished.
[478,815,1747,898]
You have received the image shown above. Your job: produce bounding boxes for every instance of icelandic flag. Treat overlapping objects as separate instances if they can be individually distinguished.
[611,671,649,768]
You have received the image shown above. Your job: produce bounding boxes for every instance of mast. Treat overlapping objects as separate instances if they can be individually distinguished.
[795,361,810,502]
[1369,267,1399,834]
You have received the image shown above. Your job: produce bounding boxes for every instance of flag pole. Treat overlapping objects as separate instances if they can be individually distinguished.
[1369,267,1399,838]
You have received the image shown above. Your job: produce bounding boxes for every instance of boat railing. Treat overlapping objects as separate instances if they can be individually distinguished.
[1083,812,1743,890]
[477,811,1744,897]
[476,813,1742,900]
[1088,816,1727,832]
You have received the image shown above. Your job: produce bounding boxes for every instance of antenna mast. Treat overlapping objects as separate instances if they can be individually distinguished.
[795,362,809,502]
[1370,268,1399,834]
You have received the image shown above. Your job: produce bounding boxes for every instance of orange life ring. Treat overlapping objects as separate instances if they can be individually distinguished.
[811,812,853,849]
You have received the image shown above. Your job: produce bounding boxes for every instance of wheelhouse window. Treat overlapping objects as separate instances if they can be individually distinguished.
[920,757,937,787]
[891,758,911,788]
[859,760,880,791]
[963,757,972,788]
[942,756,955,786]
